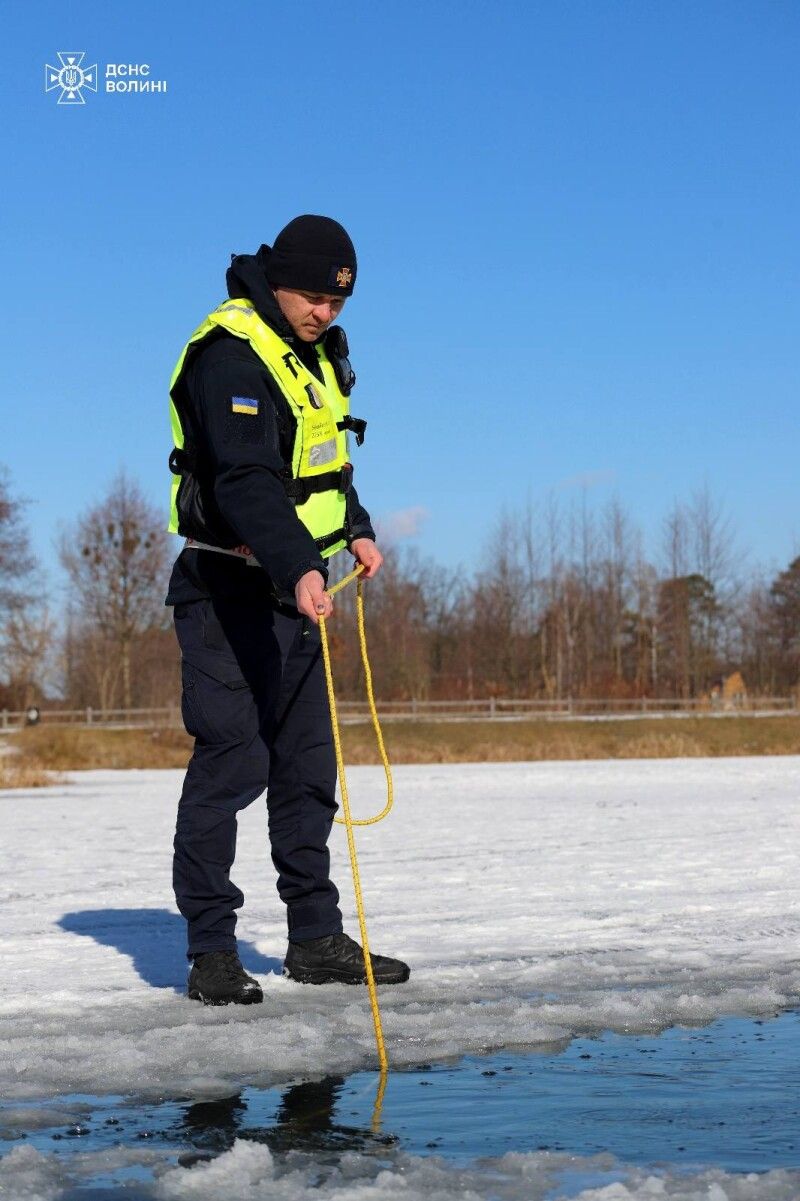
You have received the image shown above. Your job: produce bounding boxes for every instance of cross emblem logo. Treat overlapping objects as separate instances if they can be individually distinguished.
[45,52,98,104]
[336,267,353,288]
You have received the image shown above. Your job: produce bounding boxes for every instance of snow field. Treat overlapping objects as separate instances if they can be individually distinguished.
[1,758,798,1105]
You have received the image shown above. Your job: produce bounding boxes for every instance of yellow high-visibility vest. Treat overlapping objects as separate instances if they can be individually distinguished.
[168,300,358,558]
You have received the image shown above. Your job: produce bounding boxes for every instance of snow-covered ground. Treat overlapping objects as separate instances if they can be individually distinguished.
[2,758,799,1100]
[1,758,799,1198]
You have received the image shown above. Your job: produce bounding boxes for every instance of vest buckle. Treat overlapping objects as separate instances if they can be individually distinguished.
[339,462,354,494]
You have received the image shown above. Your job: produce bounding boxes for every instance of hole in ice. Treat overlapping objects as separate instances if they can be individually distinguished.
[1,1010,797,1198]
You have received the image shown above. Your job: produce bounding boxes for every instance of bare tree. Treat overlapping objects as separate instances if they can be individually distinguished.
[1,601,55,709]
[659,503,691,695]
[600,497,635,688]
[734,577,776,695]
[324,488,791,705]
[61,616,122,711]
[689,485,737,590]
[518,497,547,696]
[579,491,597,693]
[663,500,689,580]
[768,555,800,692]
[468,509,532,696]
[0,467,45,708]
[59,472,171,710]
[540,494,562,698]
[632,546,659,694]
[0,468,36,614]
[690,486,741,686]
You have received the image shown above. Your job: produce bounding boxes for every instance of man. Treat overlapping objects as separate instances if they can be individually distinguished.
[166,215,409,1005]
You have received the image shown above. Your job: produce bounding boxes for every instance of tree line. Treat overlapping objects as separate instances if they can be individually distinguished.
[0,466,797,710]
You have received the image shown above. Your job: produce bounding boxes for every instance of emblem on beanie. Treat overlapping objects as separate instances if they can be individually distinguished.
[336,267,353,288]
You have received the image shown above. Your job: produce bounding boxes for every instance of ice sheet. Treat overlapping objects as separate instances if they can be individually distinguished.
[1,759,798,1101]
[2,1139,799,1201]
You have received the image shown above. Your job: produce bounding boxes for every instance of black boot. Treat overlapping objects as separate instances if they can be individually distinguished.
[284,932,410,986]
[187,950,264,1006]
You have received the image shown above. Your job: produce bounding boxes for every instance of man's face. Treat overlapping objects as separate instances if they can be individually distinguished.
[274,287,347,342]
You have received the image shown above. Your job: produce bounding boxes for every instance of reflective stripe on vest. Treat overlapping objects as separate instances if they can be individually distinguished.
[168,301,352,558]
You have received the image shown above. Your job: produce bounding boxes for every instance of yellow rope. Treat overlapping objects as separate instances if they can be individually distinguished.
[371,1066,388,1132]
[326,567,393,827]
[318,563,392,1074]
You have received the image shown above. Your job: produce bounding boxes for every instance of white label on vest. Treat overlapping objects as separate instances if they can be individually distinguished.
[308,438,337,467]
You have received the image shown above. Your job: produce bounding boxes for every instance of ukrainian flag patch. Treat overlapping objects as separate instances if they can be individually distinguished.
[231,396,259,415]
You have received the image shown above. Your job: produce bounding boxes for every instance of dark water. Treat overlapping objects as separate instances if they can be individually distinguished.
[2,1010,798,1196]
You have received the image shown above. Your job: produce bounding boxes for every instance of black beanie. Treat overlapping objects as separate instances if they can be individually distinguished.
[266,215,357,296]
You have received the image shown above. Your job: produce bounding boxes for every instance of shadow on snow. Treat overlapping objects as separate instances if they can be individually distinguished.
[57,908,282,993]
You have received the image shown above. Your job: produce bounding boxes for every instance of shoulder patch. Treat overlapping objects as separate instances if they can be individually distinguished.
[231,396,259,415]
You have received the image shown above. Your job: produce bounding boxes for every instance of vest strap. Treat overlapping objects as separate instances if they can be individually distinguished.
[336,415,367,446]
[283,463,353,505]
[169,445,197,474]
[316,527,349,553]
[186,532,350,563]
[183,538,259,566]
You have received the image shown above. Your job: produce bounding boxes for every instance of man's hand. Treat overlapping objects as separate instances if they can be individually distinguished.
[295,570,333,624]
[350,538,384,579]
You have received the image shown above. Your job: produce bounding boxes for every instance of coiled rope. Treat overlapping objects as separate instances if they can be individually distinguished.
[318,562,393,1077]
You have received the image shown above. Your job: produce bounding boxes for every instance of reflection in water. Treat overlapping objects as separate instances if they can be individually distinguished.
[173,1074,396,1165]
[372,1069,388,1133]
[176,1092,248,1155]
[12,1013,796,1187]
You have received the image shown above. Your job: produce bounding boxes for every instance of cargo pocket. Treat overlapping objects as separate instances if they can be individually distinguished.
[180,656,255,747]
[176,599,249,688]
[176,601,253,745]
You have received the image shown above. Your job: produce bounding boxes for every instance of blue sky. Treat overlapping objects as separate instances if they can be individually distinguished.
[3,0,798,595]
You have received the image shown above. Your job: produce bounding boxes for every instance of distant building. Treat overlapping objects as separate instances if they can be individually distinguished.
[722,671,747,711]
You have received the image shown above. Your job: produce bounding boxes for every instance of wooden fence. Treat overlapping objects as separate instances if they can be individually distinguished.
[1,696,797,730]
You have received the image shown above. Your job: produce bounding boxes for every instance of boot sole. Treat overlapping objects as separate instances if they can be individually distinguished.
[187,987,263,1006]
[283,965,410,986]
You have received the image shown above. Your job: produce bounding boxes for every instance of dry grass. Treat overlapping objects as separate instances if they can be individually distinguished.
[339,715,800,764]
[15,726,193,771]
[0,757,62,789]
[6,715,800,777]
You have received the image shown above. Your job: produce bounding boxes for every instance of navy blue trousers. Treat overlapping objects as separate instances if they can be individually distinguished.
[172,597,342,956]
